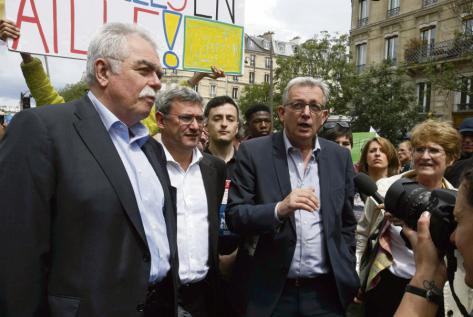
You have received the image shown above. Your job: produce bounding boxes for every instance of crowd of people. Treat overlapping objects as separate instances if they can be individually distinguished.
[1,19,473,317]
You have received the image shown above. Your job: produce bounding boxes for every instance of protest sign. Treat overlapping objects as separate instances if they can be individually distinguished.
[5,0,245,74]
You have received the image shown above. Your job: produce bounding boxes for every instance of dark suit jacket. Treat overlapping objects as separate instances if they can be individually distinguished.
[226,131,359,317]
[0,96,179,317]
[198,153,226,316]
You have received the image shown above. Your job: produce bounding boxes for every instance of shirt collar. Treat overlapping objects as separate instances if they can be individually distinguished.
[161,142,203,168]
[282,130,321,155]
[204,145,237,161]
[87,91,149,146]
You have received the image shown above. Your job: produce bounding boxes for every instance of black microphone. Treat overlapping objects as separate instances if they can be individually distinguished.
[354,172,384,204]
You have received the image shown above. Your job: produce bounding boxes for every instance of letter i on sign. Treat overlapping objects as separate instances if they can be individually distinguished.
[162,10,182,69]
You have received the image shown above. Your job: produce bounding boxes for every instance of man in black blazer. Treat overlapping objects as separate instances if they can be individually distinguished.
[0,23,178,317]
[226,77,359,317]
[155,86,226,317]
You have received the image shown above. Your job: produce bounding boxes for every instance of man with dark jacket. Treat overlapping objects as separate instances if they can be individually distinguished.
[226,77,359,317]
[155,86,226,317]
[0,23,179,317]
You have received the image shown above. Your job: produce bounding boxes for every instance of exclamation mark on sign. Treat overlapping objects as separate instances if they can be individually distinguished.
[163,10,182,69]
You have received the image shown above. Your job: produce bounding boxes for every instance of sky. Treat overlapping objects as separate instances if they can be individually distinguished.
[0,0,352,107]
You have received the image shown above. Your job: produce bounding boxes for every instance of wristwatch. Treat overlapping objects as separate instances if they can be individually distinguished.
[405,284,442,305]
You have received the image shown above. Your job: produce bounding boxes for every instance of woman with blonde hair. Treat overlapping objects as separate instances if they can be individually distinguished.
[356,120,462,317]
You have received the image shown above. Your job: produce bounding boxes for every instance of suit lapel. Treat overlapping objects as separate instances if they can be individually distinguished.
[199,157,218,263]
[73,96,148,247]
[142,139,178,258]
[317,139,331,236]
[272,132,296,233]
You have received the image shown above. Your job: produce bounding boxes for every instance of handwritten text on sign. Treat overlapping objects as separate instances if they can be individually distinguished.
[5,0,245,74]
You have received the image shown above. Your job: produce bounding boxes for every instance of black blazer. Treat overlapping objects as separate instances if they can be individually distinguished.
[198,153,226,316]
[0,96,179,317]
[226,131,359,317]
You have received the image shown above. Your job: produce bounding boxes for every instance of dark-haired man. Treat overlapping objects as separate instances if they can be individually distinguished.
[244,103,272,139]
[204,96,244,316]
[155,86,226,317]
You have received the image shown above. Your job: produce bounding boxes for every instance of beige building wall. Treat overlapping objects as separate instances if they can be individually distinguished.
[350,0,473,123]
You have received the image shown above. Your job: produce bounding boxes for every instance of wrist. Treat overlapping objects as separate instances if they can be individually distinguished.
[405,283,442,306]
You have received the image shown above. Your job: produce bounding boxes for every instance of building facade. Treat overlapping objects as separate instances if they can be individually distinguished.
[162,33,296,105]
[350,0,473,126]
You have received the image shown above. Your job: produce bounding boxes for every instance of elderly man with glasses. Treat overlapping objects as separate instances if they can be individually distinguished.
[226,77,359,317]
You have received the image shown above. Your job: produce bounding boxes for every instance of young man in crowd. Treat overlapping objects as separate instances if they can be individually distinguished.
[155,86,226,317]
[244,103,272,139]
[203,95,244,316]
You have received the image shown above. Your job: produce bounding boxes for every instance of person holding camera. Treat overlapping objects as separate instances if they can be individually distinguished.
[356,120,462,316]
[395,166,473,317]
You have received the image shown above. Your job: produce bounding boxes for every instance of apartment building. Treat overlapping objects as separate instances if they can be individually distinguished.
[350,0,473,125]
[162,33,296,105]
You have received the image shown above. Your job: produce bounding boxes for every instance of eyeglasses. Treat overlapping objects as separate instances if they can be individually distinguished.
[414,146,445,157]
[166,113,205,126]
[323,121,350,130]
[285,102,324,115]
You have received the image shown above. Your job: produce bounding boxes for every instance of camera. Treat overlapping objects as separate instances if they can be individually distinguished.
[384,178,457,256]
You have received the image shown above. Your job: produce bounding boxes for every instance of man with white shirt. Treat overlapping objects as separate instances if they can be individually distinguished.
[156,86,226,317]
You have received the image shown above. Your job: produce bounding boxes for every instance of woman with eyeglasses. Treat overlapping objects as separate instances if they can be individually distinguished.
[356,120,462,317]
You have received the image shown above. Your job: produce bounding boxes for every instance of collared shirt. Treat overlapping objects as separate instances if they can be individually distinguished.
[88,91,171,283]
[162,144,209,284]
[283,131,329,278]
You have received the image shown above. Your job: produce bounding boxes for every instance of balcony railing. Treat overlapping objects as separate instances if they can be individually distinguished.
[423,0,437,7]
[405,36,473,63]
[358,17,368,27]
[387,7,400,17]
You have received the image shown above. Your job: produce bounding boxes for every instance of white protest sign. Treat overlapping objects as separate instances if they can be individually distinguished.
[5,0,245,74]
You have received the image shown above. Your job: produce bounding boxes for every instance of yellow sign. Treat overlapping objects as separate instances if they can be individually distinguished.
[0,0,4,18]
[183,16,243,75]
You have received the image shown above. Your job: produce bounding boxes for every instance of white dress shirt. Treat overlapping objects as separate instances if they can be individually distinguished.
[162,144,209,284]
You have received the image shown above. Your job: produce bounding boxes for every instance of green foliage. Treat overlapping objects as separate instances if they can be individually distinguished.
[422,52,473,102]
[238,83,283,130]
[58,80,88,102]
[238,83,271,115]
[274,32,357,115]
[350,61,425,143]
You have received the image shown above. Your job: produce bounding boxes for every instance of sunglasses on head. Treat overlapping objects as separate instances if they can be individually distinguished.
[323,121,350,130]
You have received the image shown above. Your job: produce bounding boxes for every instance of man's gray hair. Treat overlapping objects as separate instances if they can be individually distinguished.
[282,77,330,106]
[156,85,203,115]
[85,23,158,85]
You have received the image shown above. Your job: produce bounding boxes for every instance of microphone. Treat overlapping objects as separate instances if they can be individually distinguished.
[354,172,384,204]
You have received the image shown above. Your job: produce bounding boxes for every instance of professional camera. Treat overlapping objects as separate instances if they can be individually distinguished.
[384,178,457,256]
